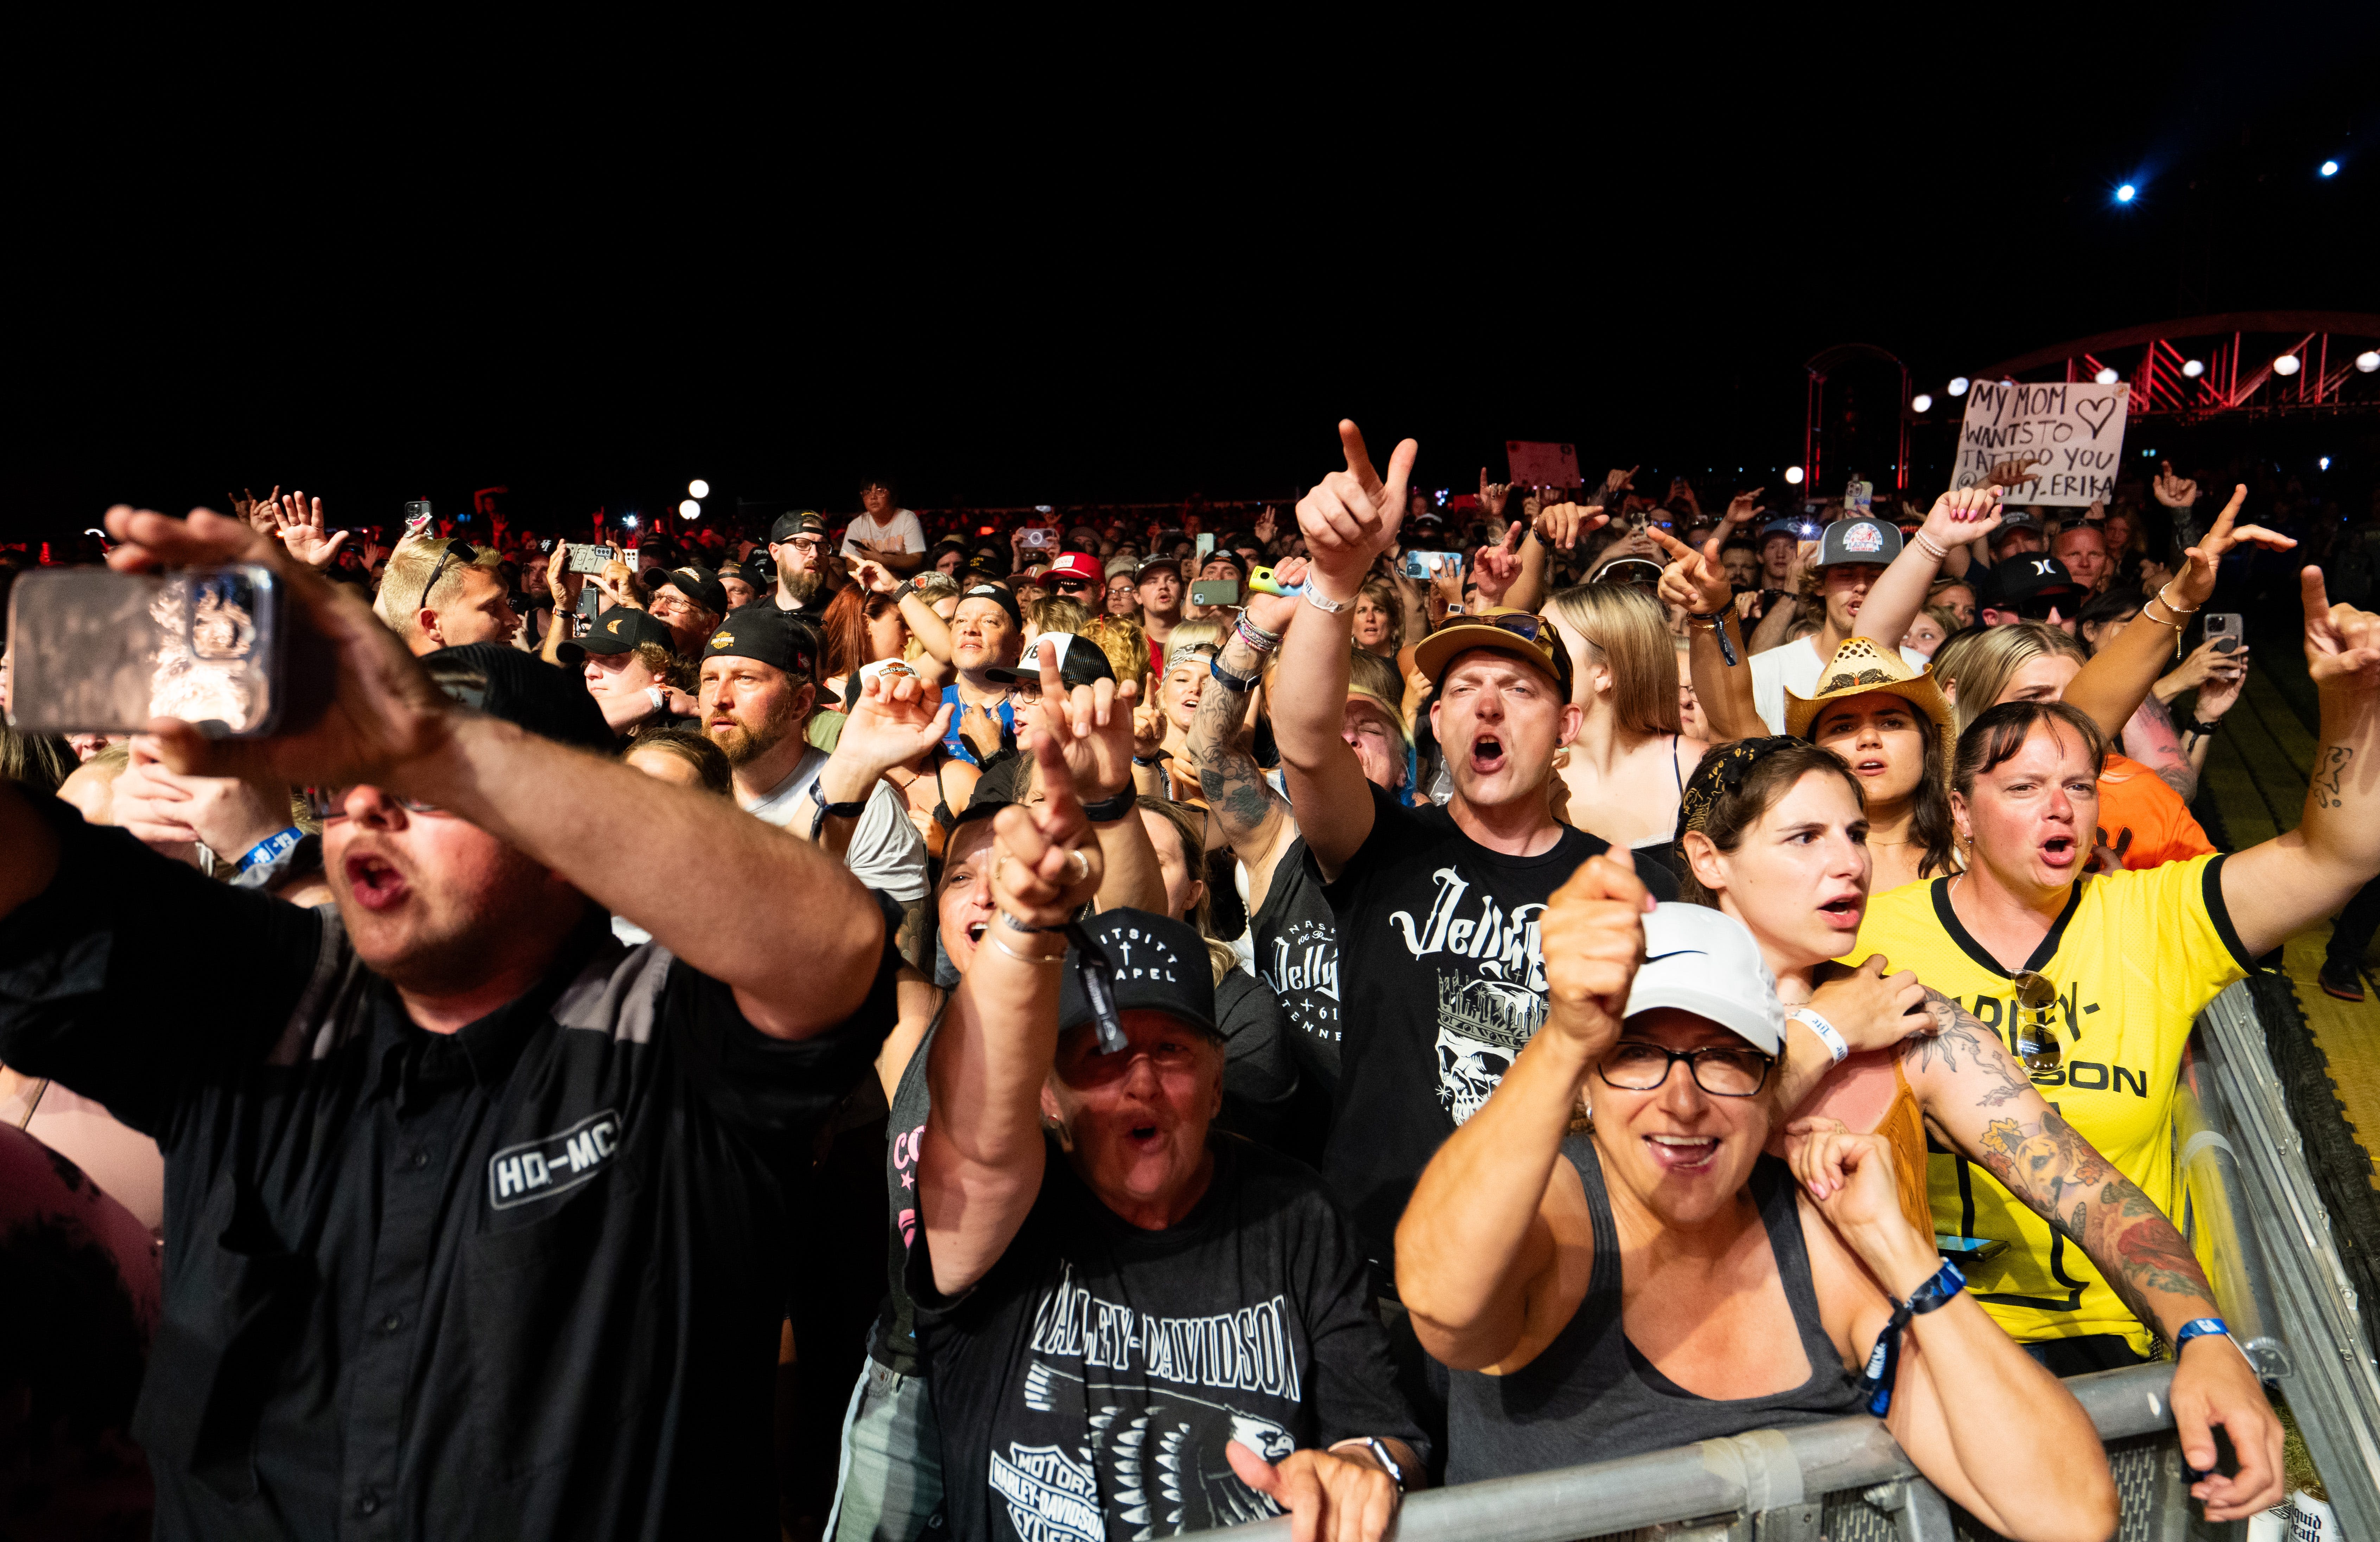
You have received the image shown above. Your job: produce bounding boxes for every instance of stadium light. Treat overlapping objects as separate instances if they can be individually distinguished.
[2182,359,2205,378]
[1947,377,1970,397]
[623,514,640,529]
[1911,393,1934,413]
[2320,457,2332,471]
[2321,160,2339,178]
[2273,354,2302,376]
[2115,184,2137,203]
[2094,368,2120,385]
[679,499,702,519]
[1784,466,1805,485]
[688,478,710,499]
[2357,351,2380,374]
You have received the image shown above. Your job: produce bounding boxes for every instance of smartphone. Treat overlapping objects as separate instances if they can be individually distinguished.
[6,565,287,736]
[577,585,603,620]
[1020,528,1055,551]
[403,499,433,525]
[1402,551,1456,580]
[567,543,620,575]
[2203,613,2243,652]
[1189,579,1240,607]
[1195,533,1216,562]
[1933,1235,2010,1264]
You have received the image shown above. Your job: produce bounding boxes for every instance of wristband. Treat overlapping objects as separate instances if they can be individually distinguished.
[2174,1317,2230,1348]
[1233,614,1282,655]
[2187,717,2222,738]
[1079,786,1137,823]
[237,827,305,875]
[1913,530,1950,561]
[1210,654,1262,693]
[987,933,1065,966]
[646,685,669,715]
[1788,1007,1851,1064]
[1687,610,1740,667]
[1132,750,1171,767]
[1857,1258,1966,1416]
[1303,585,1350,615]
[807,779,869,839]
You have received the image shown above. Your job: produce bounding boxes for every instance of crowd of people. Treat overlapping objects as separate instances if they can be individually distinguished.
[3,438,2378,1541]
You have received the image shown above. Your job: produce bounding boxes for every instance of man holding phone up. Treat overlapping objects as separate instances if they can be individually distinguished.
[0,506,900,1539]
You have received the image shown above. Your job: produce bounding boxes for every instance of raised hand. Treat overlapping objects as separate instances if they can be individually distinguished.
[1030,636,1140,798]
[2302,569,2380,690]
[1254,505,1280,547]
[1294,420,1418,600]
[854,557,899,594]
[1722,488,1764,530]
[1532,500,1608,553]
[1478,467,1516,520]
[830,667,954,784]
[1473,522,1524,607]
[989,728,1104,926]
[1985,454,2049,492]
[2169,485,2294,608]
[270,491,349,569]
[1538,852,1652,1060]
[2153,465,2200,509]
[231,486,281,534]
[1916,485,2004,554]
[1651,526,1730,617]
[1602,466,1638,500]
[100,505,455,791]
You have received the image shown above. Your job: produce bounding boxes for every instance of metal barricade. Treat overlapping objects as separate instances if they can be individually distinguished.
[1179,981,2380,1542]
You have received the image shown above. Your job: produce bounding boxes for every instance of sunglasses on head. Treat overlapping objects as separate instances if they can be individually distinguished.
[416,541,480,611]
[1464,612,1557,647]
[1048,577,1092,594]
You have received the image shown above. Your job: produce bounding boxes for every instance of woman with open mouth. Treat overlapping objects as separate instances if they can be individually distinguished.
[1397,869,2115,1542]
[1785,637,1961,896]
[1670,733,2287,1518]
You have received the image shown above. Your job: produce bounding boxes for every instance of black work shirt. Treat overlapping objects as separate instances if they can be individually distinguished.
[0,799,896,1541]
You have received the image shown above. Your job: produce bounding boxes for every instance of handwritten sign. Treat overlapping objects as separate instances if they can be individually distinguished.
[1950,381,2128,506]
[1506,440,1581,490]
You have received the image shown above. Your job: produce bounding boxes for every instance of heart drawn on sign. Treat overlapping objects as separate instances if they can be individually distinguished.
[2074,392,2122,439]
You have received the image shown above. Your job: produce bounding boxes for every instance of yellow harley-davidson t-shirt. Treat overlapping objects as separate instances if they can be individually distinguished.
[1849,856,2251,1355]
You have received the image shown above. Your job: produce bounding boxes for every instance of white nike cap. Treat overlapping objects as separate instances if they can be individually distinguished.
[1623,903,1786,1056]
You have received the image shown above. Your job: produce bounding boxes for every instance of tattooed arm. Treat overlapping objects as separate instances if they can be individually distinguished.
[2221,570,2380,957]
[1188,625,1297,904]
[2122,692,2198,804]
[1905,990,2283,1520]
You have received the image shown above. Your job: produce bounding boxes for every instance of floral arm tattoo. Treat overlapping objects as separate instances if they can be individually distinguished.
[1973,1109,2219,1337]
[1188,636,1288,854]
[1911,988,2217,1337]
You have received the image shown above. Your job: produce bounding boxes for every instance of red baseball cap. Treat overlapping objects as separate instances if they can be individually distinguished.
[1043,552,1102,585]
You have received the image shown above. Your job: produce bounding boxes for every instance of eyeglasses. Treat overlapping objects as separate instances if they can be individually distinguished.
[415,541,480,611]
[649,593,700,618]
[1598,1041,1773,1097]
[304,786,444,820]
[2010,970,2062,1071]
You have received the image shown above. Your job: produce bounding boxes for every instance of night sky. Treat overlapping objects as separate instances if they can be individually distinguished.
[13,14,2375,543]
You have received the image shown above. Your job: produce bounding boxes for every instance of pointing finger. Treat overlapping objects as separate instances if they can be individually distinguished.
[1338,420,1382,496]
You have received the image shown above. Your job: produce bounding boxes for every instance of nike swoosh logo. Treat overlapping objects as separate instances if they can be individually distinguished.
[1643,950,1705,964]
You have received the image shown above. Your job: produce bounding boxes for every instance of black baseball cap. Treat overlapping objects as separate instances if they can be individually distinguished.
[770,510,827,543]
[648,563,729,616]
[1135,553,1183,580]
[701,605,819,678]
[1059,910,1220,1043]
[1813,518,1904,569]
[420,643,616,751]
[957,583,1024,631]
[580,605,678,655]
[1197,548,1247,580]
[1984,554,2082,613]
[987,632,1117,689]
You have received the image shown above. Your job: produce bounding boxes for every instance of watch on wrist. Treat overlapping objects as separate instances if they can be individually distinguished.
[1079,786,1137,823]
[1329,1437,1410,1494]
[807,778,869,839]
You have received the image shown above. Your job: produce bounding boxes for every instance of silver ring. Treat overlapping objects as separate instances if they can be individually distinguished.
[1066,848,1090,883]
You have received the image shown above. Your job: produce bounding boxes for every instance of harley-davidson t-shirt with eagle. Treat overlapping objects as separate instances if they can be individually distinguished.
[909,1133,1422,1542]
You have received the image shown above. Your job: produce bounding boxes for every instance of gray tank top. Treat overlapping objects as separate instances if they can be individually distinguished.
[1445,1134,1865,1483]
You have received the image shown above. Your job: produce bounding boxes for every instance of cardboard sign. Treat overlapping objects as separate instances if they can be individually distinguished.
[1950,381,2128,506]
[1505,440,1581,489]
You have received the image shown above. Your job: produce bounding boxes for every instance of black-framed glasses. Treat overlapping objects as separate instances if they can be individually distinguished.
[304,786,443,820]
[1598,1041,1773,1097]
[2010,970,2062,1071]
[414,540,480,612]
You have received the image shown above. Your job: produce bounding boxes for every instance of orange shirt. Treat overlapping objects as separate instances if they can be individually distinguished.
[2096,752,2214,870]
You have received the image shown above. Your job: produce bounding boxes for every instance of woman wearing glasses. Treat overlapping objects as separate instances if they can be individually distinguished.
[1397,864,2114,1542]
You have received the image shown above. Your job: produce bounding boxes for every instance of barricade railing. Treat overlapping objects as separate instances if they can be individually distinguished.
[1180,980,2380,1542]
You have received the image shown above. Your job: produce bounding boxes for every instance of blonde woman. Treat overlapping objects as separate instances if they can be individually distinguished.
[1135,619,1229,804]
[1543,585,1708,858]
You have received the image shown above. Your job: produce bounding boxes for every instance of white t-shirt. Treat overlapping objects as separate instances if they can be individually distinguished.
[841,508,926,558]
[1750,634,1933,735]
[743,748,930,903]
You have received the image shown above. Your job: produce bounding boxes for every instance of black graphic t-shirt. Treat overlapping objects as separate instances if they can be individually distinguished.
[874,1009,944,1377]
[1323,782,1675,1273]
[911,1135,1423,1542]
[1250,839,1342,1089]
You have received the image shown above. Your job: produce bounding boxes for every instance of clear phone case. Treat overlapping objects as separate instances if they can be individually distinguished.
[6,565,285,737]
